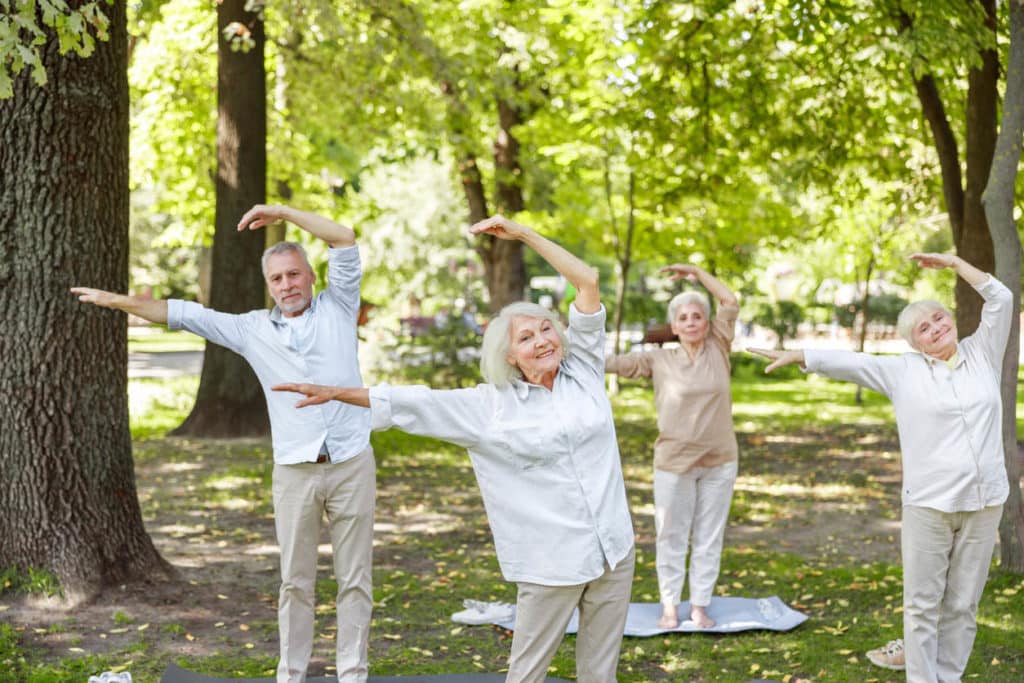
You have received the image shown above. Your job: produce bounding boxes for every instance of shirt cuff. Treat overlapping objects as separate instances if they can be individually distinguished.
[568,303,606,330]
[973,274,1002,296]
[328,244,359,258]
[801,349,823,373]
[368,384,393,431]
[166,299,186,331]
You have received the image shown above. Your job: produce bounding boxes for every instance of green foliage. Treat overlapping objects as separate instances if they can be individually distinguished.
[0,0,112,98]
[129,0,217,249]
[370,317,483,389]
[752,300,805,349]
[833,292,909,330]
[129,375,199,439]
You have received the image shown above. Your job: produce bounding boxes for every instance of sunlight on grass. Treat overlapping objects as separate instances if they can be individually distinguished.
[128,327,205,353]
[206,475,261,491]
[10,367,1017,682]
[736,477,883,502]
[129,375,198,439]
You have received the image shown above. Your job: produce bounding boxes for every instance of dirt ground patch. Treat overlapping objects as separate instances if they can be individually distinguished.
[3,423,908,680]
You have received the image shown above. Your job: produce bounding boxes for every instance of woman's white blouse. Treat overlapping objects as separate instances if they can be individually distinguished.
[369,305,635,586]
[804,276,1012,513]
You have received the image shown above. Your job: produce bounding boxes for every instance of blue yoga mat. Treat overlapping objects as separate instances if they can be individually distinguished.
[160,664,571,683]
[454,596,807,636]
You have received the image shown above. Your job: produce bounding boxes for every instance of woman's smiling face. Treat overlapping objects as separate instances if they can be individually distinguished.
[912,307,958,359]
[506,315,564,386]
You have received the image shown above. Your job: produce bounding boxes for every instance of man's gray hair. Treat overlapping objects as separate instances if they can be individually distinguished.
[897,300,951,349]
[262,241,313,277]
[480,301,569,386]
[667,290,711,322]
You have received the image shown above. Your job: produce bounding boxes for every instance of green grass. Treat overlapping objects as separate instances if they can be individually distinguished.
[128,327,205,353]
[3,370,1023,682]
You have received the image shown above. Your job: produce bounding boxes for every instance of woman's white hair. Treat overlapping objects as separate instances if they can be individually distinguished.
[667,291,711,323]
[897,300,951,349]
[480,301,568,386]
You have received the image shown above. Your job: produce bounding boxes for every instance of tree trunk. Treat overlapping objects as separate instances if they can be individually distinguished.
[173,0,269,437]
[611,171,636,357]
[854,255,875,406]
[477,95,528,312]
[981,0,1024,573]
[0,0,173,603]
[904,2,997,335]
[956,0,999,335]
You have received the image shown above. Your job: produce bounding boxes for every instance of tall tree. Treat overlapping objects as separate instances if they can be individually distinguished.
[172,0,269,437]
[981,0,1024,572]
[897,0,998,335]
[0,0,172,602]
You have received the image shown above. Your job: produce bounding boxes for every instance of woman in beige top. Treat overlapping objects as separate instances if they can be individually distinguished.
[606,264,739,628]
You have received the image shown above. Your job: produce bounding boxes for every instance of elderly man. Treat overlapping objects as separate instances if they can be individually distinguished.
[72,205,374,683]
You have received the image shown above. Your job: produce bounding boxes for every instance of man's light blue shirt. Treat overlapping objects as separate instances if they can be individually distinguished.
[167,245,371,464]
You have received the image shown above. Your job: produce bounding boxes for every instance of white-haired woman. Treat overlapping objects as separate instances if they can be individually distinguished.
[750,253,1012,683]
[606,264,739,629]
[275,215,635,683]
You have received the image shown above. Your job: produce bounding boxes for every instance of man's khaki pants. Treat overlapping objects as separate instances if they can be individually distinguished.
[902,504,1002,683]
[506,548,634,683]
[273,449,375,683]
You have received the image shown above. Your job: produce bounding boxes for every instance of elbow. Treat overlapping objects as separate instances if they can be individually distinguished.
[579,266,599,293]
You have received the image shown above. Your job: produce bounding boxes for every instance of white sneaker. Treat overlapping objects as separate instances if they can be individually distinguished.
[451,599,515,625]
[867,639,905,670]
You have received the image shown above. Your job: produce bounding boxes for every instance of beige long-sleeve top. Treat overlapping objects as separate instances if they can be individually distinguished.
[606,303,739,473]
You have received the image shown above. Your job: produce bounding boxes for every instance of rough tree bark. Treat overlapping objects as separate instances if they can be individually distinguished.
[981,0,1024,573]
[0,0,173,602]
[479,94,528,312]
[902,1,997,335]
[172,0,270,437]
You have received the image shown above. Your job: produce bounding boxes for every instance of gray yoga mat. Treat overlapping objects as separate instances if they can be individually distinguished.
[160,664,571,683]
[453,596,807,636]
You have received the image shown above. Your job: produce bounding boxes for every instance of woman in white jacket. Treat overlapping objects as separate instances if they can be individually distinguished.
[275,215,635,683]
[750,253,1012,683]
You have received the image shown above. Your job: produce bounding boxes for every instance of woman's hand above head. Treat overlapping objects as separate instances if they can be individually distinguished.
[661,263,738,307]
[469,214,601,313]
[909,252,957,270]
[909,252,988,287]
[469,214,532,241]
[746,347,806,373]
[660,264,702,282]
[272,383,370,408]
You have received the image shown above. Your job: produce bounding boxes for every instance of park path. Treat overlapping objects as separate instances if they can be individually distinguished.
[129,350,202,378]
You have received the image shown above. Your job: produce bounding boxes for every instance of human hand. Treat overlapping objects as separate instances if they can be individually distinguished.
[238,204,289,232]
[909,252,957,270]
[272,382,337,408]
[468,214,531,241]
[660,264,702,283]
[746,347,805,373]
[70,287,120,309]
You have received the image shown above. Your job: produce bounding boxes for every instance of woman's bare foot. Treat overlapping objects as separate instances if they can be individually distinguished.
[657,605,679,629]
[690,605,715,628]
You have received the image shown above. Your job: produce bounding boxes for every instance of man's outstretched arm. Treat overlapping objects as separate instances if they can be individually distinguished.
[237,204,355,248]
[70,287,169,324]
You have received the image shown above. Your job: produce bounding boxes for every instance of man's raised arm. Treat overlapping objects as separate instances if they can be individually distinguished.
[237,204,355,248]
[70,287,169,324]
